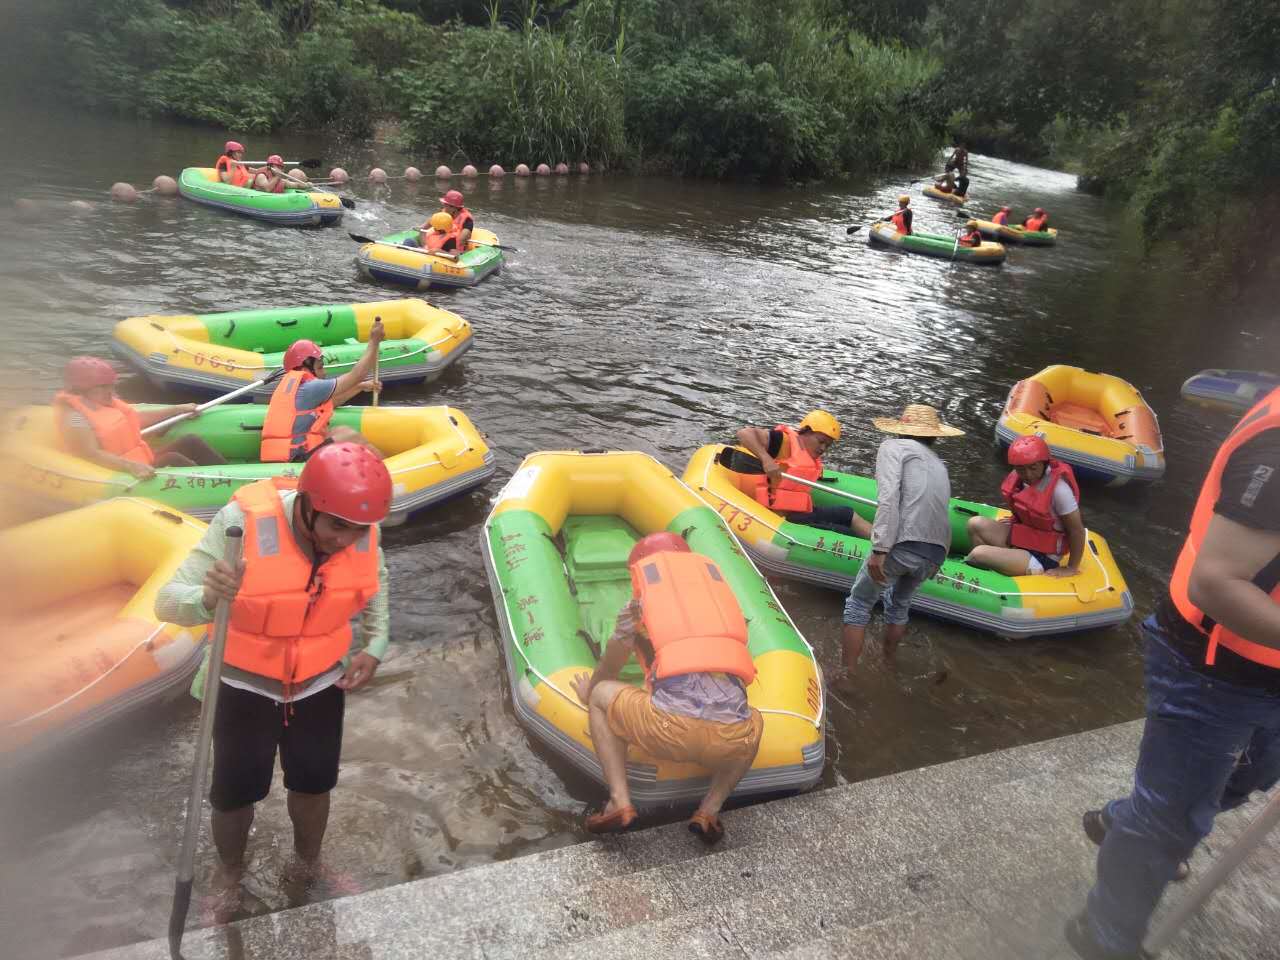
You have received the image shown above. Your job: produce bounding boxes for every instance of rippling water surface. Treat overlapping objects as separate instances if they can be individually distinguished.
[1,106,1275,959]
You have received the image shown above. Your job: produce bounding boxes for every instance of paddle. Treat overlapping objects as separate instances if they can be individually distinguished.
[241,158,321,168]
[348,232,519,254]
[168,527,244,960]
[714,448,877,507]
[142,368,287,437]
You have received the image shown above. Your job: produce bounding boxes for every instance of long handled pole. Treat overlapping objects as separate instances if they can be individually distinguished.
[142,370,284,437]
[372,352,380,408]
[715,448,877,506]
[168,527,244,960]
[1144,790,1280,954]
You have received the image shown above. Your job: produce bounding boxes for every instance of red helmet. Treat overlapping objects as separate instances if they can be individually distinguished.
[266,154,284,166]
[440,189,465,207]
[224,140,244,154]
[282,339,324,372]
[1000,205,1011,212]
[1034,207,1045,214]
[628,532,690,567]
[298,442,392,524]
[1008,435,1051,466]
[64,356,118,391]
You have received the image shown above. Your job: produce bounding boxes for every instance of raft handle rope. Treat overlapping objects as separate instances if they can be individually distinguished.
[484,454,825,730]
[698,450,1114,601]
[6,625,167,728]
[148,322,465,373]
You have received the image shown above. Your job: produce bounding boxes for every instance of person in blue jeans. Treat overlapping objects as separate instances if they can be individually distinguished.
[1068,387,1280,960]
[841,403,963,674]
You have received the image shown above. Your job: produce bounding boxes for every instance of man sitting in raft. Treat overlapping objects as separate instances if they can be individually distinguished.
[253,155,305,194]
[889,194,913,234]
[56,356,226,480]
[965,435,1085,579]
[215,140,253,188]
[1023,207,1049,231]
[735,411,872,537]
[571,532,764,844]
[934,170,958,193]
[958,222,984,247]
[992,205,1012,226]
[156,442,391,893]
[955,174,970,198]
[260,321,386,464]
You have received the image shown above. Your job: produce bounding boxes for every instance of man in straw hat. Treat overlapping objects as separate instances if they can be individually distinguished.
[841,403,963,674]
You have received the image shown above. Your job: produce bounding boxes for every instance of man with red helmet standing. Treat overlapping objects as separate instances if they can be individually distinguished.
[965,434,1086,578]
[156,442,392,891]
[56,356,226,479]
[260,320,385,463]
[570,532,763,845]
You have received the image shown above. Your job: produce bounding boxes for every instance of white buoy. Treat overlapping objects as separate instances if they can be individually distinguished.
[69,200,94,214]
[461,164,478,178]
[152,175,178,196]
[554,162,569,175]
[288,168,309,182]
[515,164,531,177]
[404,166,422,181]
[329,167,350,183]
[435,165,452,179]
[536,163,552,176]
[578,162,591,175]
[369,167,388,183]
[110,182,139,203]
[489,164,506,178]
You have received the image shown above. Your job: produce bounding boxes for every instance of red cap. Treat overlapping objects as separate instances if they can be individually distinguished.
[224,140,244,154]
[282,340,324,372]
[628,532,691,567]
[266,154,284,166]
[298,442,392,525]
[440,189,465,207]
[1034,207,1045,214]
[64,356,119,391]
[1008,435,1051,466]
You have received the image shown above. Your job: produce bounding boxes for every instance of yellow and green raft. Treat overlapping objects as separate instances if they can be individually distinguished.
[482,451,824,806]
[683,444,1133,638]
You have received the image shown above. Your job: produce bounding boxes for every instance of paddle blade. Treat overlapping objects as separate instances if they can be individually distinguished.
[297,158,322,169]
[846,225,863,234]
[348,232,376,244]
[339,197,356,209]
[169,877,192,959]
[715,447,766,474]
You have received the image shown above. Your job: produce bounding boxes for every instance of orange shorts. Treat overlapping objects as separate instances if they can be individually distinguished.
[605,686,763,769]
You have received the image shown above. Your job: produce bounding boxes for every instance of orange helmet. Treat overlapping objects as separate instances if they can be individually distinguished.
[283,340,324,372]
[1008,435,1051,465]
[298,442,392,524]
[64,356,118,391]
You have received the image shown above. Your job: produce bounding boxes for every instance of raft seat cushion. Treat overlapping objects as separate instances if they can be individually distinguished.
[564,518,638,584]
[1049,402,1113,437]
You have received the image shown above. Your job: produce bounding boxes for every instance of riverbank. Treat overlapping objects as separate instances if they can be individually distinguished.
[76,720,1279,960]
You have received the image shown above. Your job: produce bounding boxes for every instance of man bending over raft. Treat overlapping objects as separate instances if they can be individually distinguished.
[156,442,391,894]
[260,321,385,463]
[736,410,872,537]
[572,532,764,844]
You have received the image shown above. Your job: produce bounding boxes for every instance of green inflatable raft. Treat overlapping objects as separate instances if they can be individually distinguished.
[867,221,1006,264]
[177,167,344,226]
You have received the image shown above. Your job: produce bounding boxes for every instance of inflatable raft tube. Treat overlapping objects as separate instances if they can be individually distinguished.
[868,222,1006,264]
[995,365,1164,486]
[356,228,504,291]
[968,219,1058,246]
[177,167,343,226]
[923,185,967,205]
[112,299,473,398]
[682,444,1133,639]
[1180,369,1280,414]
[0,403,495,525]
[482,450,824,806]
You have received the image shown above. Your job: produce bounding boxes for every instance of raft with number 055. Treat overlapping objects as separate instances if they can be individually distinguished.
[868,222,1006,264]
[111,299,472,398]
[995,365,1164,486]
[482,450,825,806]
[0,403,494,525]
[177,167,344,227]
[355,228,504,291]
[682,444,1133,638]
[1,499,209,758]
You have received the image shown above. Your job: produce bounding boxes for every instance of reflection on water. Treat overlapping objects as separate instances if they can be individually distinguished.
[0,105,1275,959]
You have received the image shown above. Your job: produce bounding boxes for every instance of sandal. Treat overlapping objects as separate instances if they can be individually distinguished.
[1083,810,1190,882]
[585,804,637,834]
[688,811,725,846]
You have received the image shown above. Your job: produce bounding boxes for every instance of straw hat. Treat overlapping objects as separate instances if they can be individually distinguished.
[872,403,964,437]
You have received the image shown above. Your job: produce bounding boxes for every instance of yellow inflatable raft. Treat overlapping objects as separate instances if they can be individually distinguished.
[483,451,824,805]
[923,185,966,205]
[1,499,207,757]
[112,298,473,397]
[995,365,1165,486]
[0,403,495,525]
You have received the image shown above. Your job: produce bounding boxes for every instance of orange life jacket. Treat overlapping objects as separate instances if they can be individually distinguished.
[224,477,380,687]
[739,425,822,514]
[215,155,253,188]
[890,209,910,233]
[958,230,983,248]
[259,172,285,194]
[1001,459,1079,556]
[447,206,473,247]
[55,391,154,466]
[992,211,1009,226]
[1024,215,1047,232]
[425,230,449,252]
[629,550,757,687]
[1168,387,1280,669]
[260,370,334,463]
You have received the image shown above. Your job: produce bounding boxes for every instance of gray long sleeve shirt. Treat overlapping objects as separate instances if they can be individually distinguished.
[870,438,953,554]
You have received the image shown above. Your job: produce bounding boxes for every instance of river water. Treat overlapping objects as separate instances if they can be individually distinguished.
[1,105,1275,959]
